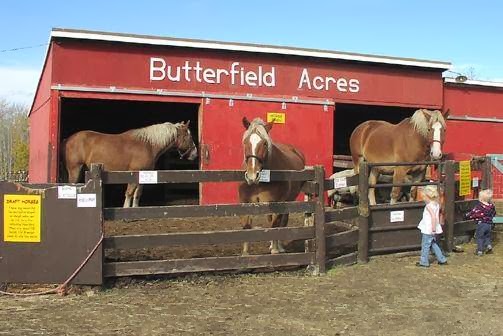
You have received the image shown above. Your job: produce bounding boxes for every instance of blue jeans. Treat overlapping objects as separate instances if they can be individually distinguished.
[419,233,447,266]
[476,223,492,253]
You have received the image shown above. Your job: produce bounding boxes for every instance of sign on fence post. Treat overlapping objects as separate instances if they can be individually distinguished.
[459,160,471,196]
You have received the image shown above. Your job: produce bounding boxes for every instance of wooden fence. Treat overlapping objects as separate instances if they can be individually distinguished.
[324,157,494,264]
[0,157,494,285]
[95,164,328,278]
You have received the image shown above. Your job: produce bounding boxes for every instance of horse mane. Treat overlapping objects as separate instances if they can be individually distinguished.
[242,118,273,156]
[131,122,179,148]
[409,109,446,138]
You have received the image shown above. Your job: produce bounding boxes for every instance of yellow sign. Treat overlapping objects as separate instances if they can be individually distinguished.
[459,160,471,196]
[267,112,285,124]
[3,194,41,243]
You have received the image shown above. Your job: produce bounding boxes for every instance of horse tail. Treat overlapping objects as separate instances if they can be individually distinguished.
[350,123,367,174]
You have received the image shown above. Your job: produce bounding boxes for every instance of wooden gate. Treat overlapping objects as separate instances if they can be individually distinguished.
[0,166,103,285]
[353,157,494,262]
[98,165,327,278]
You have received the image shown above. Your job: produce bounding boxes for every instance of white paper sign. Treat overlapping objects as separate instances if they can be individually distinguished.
[139,171,158,184]
[472,177,479,188]
[58,186,77,199]
[390,210,404,223]
[259,170,271,182]
[77,193,97,208]
[333,177,347,189]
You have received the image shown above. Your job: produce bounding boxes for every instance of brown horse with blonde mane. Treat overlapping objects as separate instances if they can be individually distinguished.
[350,109,448,205]
[239,117,306,255]
[63,121,198,207]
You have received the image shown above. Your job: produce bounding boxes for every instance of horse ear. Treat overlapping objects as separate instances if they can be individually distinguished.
[442,109,450,119]
[242,117,251,129]
[185,120,190,127]
[265,121,274,132]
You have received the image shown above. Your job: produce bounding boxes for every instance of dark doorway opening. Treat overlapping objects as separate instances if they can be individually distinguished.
[59,98,200,207]
[333,104,417,171]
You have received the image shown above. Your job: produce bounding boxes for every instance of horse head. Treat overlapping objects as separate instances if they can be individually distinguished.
[413,109,449,160]
[242,117,273,185]
[176,120,198,161]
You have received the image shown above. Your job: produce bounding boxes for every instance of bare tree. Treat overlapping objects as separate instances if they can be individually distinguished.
[0,99,29,181]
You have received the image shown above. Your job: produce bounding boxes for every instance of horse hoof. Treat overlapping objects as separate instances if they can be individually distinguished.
[270,249,280,255]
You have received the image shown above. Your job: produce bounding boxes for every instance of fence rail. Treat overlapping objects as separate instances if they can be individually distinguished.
[104,226,315,250]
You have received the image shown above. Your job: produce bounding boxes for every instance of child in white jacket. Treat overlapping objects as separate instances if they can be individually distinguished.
[416,185,448,267]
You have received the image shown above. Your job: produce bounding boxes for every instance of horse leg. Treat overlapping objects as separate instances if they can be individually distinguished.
[67,163,83,183]
[368,168,379,205]
[269,214,283,254]
[276,214,289,253]
[123,183,136,208]
[410,169,427,201]
[390,167,407,204]
[241,215,252,255]
[132,184,143,207]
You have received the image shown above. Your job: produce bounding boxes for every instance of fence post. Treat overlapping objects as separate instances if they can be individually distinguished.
[481,156,493,190]
[313,165,326,274]
[89,163,104,283]
[357,159,370,263]
[443,160,455,252]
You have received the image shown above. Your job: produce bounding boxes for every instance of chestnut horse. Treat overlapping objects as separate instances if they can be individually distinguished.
[63,121,198,207]
[350,109,448,205]
[239,117,306,255]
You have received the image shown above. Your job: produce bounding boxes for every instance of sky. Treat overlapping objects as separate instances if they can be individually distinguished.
[1,0,503,105]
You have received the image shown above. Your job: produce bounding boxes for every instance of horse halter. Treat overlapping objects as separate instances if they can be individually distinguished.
[178,142,196,159]
[176,130,196,159]
[245,154,266,165]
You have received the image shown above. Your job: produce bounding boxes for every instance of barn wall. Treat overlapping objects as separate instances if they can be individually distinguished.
[50,39,444,108]
[200,99,333,204]
[444,84,503,198]
[28,47,54,183]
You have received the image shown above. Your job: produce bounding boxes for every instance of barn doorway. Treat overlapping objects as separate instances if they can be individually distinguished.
[59,97,200,206]
[333,103,417,170]
[331,103,419,204]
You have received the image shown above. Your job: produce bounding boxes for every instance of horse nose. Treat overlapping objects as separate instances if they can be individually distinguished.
[244,171,260,185]
[430,149,442,160]
[188,147,198,160]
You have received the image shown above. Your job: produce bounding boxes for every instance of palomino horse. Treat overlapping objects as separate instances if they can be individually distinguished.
[239,117,306,255]
[350,109,448,205]
[63,121,198,207]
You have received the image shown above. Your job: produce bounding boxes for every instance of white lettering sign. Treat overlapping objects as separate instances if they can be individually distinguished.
[390,211,405,223]
[139,171,158,184]
[297,68,360,92]
[333,177,347,189]
[77,194,97,208]
[472,177,479,188]
[58,186,77,199]
[149,58,360,93]
[150,58,276,87]
[259,170,271,183]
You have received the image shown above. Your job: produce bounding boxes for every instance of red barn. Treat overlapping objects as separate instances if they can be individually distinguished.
[29,28,502,203]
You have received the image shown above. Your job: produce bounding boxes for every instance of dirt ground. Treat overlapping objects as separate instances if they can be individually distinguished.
[1,235,502,336]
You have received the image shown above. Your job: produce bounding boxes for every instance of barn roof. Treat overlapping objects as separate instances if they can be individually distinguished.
[50,28,451,70]
[444,77,503,89]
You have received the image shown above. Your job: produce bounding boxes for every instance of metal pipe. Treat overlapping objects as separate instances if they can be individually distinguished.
[448,115,503,124]
[51,85,334,106]
[369,224,418,232]
[368,161,442,167]
[370,202,425,211]
[369,181,443,188]
[370,244,421,255]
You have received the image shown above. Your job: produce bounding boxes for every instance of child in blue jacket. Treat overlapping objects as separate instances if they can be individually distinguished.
[466,189,496,256]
